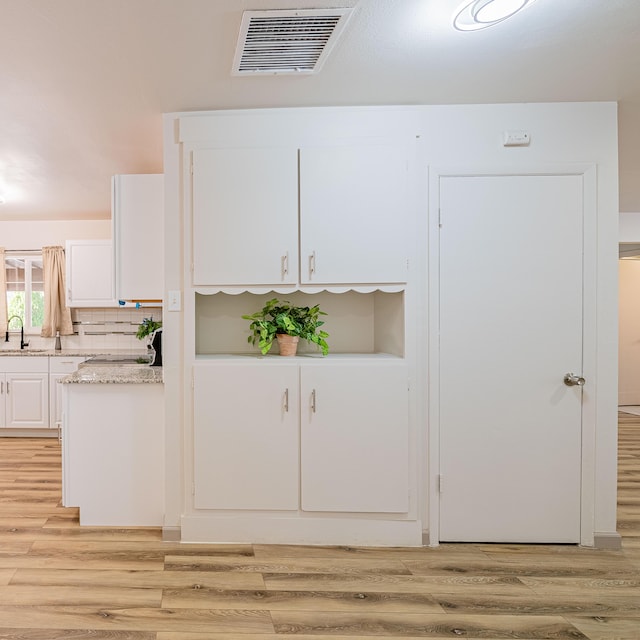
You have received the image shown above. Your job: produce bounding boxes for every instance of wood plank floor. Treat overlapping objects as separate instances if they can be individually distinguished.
[0,417,637,640]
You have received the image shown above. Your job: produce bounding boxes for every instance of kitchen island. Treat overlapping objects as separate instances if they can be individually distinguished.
[61,362,164,527]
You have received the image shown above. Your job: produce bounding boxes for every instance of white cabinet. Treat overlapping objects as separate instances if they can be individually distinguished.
[192,147,298,287]
[299,144,410,284]
[112,174,164,301]
[193,362,299,510]
[193,359,409,514]
[0,357,49,429]
[191,142,409,286]
[49,357,86,429]
[66,240,116,307]
[63,382,164,525]
[300,362,409,513]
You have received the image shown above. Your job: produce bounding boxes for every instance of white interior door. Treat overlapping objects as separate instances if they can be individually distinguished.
[438,174,584,543]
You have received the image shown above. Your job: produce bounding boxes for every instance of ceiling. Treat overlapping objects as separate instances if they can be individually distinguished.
[1,0,639,221]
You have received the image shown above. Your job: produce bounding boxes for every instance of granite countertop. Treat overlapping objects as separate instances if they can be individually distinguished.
[0,347,163,383]
[0,348,150,358]
[61,364,163,384]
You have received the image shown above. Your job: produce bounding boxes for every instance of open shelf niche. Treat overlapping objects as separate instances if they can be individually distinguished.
[195,290,405,358]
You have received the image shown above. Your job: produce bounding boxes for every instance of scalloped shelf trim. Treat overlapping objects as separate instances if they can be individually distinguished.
[194,285,406,295]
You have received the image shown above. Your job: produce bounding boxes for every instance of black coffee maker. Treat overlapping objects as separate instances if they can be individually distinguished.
[150,329,162,367]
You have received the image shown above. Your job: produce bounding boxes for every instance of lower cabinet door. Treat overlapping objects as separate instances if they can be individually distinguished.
[5,373,49,428]
[300,362,410,513]
[193,363,299,510]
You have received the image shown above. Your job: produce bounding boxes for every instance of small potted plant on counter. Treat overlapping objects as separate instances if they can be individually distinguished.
[242,298,329,356]
[136,317,163,366]
[136,317,162,342]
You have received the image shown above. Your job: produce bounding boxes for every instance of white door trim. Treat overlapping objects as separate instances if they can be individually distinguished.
[427,163,597,547]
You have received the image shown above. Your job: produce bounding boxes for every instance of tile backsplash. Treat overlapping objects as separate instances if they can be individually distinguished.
[21,307,163,352]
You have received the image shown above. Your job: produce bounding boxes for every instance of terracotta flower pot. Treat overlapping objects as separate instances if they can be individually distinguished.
[276,334,299,356]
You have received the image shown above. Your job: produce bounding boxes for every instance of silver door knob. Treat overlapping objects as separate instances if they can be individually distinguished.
[564,373,585,387]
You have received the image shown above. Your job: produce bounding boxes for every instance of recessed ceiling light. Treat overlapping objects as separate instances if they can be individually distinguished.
[453,0,537,31]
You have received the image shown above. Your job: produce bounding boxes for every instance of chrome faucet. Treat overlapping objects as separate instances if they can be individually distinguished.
[5,315,29,350]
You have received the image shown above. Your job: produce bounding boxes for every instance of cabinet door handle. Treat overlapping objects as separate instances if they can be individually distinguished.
[311,389,316,413]
[283,388,289,413]
[281,253,289,279]
[0,381,3,394]
[308,251,316,279]
[6,382,9,394]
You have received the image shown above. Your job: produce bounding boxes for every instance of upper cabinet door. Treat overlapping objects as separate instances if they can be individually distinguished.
[192,147,299,287]
[113,174,164,301]
[66,240,117,307]
[299,143,410,284]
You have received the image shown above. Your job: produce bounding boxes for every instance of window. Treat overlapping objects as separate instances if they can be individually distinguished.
[5,254,44,333]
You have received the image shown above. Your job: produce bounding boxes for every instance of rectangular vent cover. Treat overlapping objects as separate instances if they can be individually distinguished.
[232,8,353,76]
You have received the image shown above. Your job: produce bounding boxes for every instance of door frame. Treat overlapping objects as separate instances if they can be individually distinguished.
[426,164,597,547]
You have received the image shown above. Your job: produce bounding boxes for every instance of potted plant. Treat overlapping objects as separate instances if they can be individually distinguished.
[242,298,329,356]
[136,317,162,340]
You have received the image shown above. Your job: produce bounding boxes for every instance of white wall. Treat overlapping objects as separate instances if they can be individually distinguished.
[0,220,110,249]
[619,212,640,242]
[420,102,619,544]
[164,102,619,545]
[618,212,640,406]
[619,260,640,405]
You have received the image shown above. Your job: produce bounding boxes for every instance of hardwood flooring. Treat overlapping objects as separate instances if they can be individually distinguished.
[0,417,637,639]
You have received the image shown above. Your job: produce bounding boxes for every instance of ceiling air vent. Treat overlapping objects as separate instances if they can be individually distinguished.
[232,8,353,76]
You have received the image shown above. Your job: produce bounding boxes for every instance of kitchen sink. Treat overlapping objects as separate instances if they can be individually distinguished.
[83,355,152,365]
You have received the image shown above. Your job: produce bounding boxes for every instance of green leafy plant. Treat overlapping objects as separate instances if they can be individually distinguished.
[242,298,329,356]
[136,317,162,340]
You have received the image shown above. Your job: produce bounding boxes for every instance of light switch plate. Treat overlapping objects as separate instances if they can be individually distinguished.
[168,290,181,311]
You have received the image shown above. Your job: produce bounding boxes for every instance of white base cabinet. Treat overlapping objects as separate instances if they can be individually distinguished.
[193,359,409,516]
[63,383,164,526]
[0,357,49,429]
[49,357,87,429]
[300,363,409,513]
[194,362,299,510]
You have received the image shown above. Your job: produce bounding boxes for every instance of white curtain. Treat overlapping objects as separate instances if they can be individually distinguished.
[0,248,7,337]
[41,245,73,337]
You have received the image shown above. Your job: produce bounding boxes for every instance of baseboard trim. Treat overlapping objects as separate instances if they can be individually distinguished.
[593,531,622,550]
[162,526,181,542]
[181,515,422,546]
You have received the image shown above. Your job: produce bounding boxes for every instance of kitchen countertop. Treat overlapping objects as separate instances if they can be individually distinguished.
[0,348,163,383]
[61,364,163,384]
[0,348,151,358]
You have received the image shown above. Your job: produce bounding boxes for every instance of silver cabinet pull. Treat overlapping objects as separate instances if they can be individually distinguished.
[281,253,289,279]
[283,388,289,413]
[308,251,316,279]
[0,381,3,394]
[6,382,9,394]
[563,373,585,387]
[311,389,316,413]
